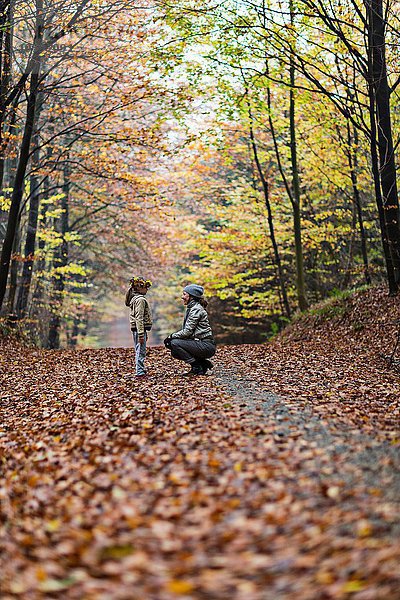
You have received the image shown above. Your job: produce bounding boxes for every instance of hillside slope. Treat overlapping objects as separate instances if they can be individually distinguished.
[216,285,400,438]
[279,284,400,360]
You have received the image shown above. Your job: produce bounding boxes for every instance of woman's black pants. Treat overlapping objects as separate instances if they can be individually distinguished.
[170,339,216,364]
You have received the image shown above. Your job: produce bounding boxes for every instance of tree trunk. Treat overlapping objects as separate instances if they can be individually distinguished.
[31,143,52,313]
[347,122,371,285]
[47,160,70,349]
[289,15,308,311]
[366,68,396,293]
[6,213,20,313]
[16,138,41,317]
[342,200,357,290]
[0,0,43,310]
[67,316,80,347]
[367,0,400,292]
[0,0,13,190]
[245,90,291,319]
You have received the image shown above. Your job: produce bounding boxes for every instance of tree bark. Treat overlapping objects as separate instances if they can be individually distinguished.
[30,144,51,314]
[289,5,308,311]
[47,159,70,349]
[367,0,400,292]
[16,138,41,317]
[6,213,20,312]
[245,89,291,319]
[0,0,13,190]
[367,80,395,290]
[347,122,371,285]
[0,0,43,310]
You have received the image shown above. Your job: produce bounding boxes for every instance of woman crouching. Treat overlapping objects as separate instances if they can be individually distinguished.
[164,284,216,376]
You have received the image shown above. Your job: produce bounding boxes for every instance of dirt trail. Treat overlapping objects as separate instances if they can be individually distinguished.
[215,355,400,508]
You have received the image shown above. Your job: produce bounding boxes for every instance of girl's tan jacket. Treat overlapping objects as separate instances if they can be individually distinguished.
[129,293,152,336]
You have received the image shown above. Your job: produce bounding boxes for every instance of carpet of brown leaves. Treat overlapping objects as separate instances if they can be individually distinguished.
[1,286,399,599]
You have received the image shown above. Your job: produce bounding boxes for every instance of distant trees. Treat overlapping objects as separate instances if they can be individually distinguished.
[257,0,400,292]
[0,0,173,346]
[151,0,399,338]
[1,0,399,345]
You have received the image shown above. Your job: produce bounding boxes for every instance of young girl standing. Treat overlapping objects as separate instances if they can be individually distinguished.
[126,276,153,378]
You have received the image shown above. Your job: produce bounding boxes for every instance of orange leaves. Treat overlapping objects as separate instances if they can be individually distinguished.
[166,579,195,594]
[1,287,400,600]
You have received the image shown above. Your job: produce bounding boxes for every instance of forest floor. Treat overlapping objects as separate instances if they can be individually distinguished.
[1,286,400,599]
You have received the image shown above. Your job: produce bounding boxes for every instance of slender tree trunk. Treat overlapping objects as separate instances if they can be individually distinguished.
[367,68,396,292]
[245,90,291,319]
[47,160,70,349]
[0,0,13,190]
[30,142,52,345]
[6,213,20,312]
[67,316,79,347]
[0,0,43,310]
[288,9,308,311]
[342,201,357,290]
[367,0,400,292]
[30,145,51,345]
[0,151,15,255]
[346,122,371,285]
[16,137,41,317]
[265,61,308,313]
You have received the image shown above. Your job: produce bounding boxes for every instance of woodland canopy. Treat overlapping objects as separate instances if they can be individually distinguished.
[0,0,399,346]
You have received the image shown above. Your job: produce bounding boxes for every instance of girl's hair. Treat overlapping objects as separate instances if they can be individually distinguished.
[190,295,208,309]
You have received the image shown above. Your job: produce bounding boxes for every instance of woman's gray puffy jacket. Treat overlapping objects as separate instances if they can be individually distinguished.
[171,300,213,340]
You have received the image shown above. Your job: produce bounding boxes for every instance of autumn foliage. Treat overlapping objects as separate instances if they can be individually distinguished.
[1,286,399,598]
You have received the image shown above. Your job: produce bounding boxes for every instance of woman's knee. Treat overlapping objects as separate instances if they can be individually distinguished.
[169,339,181,358]
[170,339,179,351]
[205,344,216,358]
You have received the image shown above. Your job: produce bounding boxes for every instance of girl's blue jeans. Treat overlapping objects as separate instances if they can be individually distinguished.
[132,331,146,375]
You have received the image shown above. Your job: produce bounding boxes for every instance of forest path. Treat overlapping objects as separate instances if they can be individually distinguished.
[215,351,400,505]
[1,342,399,599]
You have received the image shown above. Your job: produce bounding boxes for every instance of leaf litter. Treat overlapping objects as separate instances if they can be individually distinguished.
[1,286,399,599]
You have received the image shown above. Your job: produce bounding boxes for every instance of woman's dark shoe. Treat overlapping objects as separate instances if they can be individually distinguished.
[199,359,213,374]
[183,361,204,376]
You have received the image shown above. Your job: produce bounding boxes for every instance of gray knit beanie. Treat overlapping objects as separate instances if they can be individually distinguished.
[183,284,204,298]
